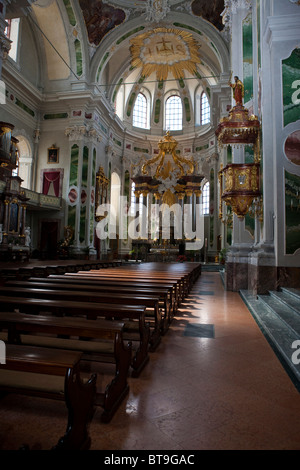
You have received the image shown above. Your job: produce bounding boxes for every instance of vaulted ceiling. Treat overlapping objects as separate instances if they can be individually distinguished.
[7,1,227,80]
[6,0,229,136]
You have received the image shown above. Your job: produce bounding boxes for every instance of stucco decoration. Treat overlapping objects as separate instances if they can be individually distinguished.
[130,28,201,81]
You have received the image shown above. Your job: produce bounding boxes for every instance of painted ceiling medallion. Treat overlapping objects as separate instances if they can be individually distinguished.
[130,28,201,81]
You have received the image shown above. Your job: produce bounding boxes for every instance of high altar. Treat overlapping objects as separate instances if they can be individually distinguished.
[131,132,204,260]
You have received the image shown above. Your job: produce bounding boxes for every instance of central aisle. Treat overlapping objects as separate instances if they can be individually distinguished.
[89,271,300,450]
[0,270,299,450]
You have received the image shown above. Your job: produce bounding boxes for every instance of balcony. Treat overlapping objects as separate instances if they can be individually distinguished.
[23,188,62,211]
[0,181,62,211]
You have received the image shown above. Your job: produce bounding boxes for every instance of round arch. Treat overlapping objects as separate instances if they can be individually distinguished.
[15,134,33,189]
[90,11,230,87]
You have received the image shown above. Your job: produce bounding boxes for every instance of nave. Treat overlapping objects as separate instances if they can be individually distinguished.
[0,268,299,450]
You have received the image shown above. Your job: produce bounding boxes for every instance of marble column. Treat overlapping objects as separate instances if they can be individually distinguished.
[224,0,255,291]
[184,189,194,242]
[140,190,148,239]
[248,1,300,294]
[177,193,185,242]
[152,192,161,242]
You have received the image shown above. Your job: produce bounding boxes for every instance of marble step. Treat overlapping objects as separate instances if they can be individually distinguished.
[259,293,300,337]
[240,290,300,387]
[281,287,300,303]
[269,290,300,316]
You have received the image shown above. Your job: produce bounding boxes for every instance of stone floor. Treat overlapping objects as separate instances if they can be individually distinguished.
[0,271,300,450]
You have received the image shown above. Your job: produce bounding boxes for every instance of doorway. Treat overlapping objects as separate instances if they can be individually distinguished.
[40,220,59,259]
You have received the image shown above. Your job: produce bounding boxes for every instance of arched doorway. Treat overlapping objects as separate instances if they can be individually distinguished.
[40,219,59,260]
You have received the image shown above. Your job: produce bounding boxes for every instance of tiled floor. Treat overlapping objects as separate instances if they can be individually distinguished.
[1,271,300,450]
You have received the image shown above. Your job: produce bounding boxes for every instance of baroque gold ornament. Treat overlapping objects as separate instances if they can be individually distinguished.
[218,163,260,220]
[129,28,201,81]
[142,131,194,179]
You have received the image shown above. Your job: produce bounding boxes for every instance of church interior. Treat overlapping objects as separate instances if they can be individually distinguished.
[0,0,299,451]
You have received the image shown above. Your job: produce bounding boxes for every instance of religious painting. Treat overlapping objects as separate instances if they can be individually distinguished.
[79,0,126,46]
[191,0,225,31]
[47,146,59,164]
[8,202,19,233]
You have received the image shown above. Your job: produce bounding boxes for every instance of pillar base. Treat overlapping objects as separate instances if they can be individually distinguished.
[247,244,276,295]
[225,260,249,291]
[224,243,251,291]
[224,242,300,294]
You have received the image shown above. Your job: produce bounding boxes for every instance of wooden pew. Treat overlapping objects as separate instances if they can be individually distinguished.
[93,262,202,291]
[72,271,187,302]
[0,296,149,377]
[0,343,96,450]
[66,264,194,299]
[0,286,162,351]
[127,261,202,280]
[5,280,171,334]
[0,312,131,423]
[45,274,179,314]
[109,264,202,294]
[0,260,121,283]
[26,276,177,321]
[83,263,200,295]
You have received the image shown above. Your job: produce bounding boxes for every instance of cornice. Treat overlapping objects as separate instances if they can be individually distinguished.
[264,14,300,46]
[2,60,43,108]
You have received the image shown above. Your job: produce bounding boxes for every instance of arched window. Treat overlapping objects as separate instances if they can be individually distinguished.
[201,92,210,125]
[12,150,19,177]
[165,95,182,131]
[133,93,147,129]
[5,18,20,62]
[130,181,143,217]
[201,182,210,215]
[14,136,33,188]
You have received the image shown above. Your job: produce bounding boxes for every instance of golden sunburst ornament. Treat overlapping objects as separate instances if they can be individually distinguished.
[130,28,201,81]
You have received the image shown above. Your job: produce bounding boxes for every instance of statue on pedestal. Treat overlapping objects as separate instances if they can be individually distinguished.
[228,75,244,106]
[25,226,31,247]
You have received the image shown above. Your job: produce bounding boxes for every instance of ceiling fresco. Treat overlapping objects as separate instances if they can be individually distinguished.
[191,0,225,31]
[78,0,225,48]
[79,0,127,46]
